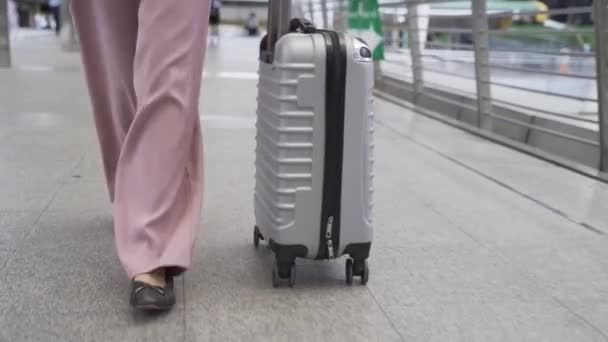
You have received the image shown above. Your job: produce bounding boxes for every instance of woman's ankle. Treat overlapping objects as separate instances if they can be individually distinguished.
[133,268,167,287]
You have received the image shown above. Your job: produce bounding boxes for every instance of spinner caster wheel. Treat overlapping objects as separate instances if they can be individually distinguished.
[272,262,296,288]
[254,230,260,248]
[253,226,264,248]
[272,265,280,287]
[360,260,370,286]
[345,258,354,285]
[353,259,370,286]
[288,263,296,288]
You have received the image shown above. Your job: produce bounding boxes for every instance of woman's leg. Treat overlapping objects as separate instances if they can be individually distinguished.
[71,0,139,202]
[113,0,210,279]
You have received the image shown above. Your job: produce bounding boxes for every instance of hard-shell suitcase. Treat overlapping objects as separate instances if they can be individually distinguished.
[253,1,375,287]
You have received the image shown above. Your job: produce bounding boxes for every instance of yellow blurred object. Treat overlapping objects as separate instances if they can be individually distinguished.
[498,17,513,30]
[533,1,549,23]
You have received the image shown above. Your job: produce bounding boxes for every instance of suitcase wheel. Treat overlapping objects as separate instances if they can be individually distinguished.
[253,226,264,248]
[272,266,279,288]
[346,259,369,286]
[272,262,296,288]
[345,258,354,285]
[360,261,370,286]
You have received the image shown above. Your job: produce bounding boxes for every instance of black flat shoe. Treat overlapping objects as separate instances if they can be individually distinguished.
[129,275,175,311]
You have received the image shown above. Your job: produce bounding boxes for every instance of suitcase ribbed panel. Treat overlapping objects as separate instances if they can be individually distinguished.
[255,60,316,233]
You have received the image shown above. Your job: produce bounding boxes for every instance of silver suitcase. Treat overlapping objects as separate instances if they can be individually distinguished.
[253,2,374,287]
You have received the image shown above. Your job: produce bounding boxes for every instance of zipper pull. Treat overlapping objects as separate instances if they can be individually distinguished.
[325,216,334,239]
[326,216,335,259]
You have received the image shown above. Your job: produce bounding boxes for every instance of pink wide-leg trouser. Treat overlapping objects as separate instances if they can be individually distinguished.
[71,0,210,278]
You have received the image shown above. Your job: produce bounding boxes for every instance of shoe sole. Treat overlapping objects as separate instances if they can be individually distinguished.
[132,303,174,311]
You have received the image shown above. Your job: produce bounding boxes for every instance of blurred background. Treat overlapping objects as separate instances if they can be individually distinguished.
[142,0,608,177]
[6,0,597,173]
[292,0,606,174]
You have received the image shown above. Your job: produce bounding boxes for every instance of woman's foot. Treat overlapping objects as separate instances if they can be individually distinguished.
[130,269,175,311]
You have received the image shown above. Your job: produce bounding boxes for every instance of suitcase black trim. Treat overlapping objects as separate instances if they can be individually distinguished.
[316,30,347,260]
[269,239,308,276]
[343,242,372,261]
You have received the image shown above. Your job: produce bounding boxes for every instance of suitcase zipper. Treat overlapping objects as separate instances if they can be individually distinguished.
[316,30,347,260]
[325,216,335,259]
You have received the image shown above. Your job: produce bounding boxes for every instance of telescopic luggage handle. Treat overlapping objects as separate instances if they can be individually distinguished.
[261,2,317,63]
[261,0,292,63]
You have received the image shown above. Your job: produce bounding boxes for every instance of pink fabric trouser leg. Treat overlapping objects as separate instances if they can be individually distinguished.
[72,0,210,278]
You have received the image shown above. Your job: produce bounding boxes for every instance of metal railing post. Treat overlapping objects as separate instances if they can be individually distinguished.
[60,0,79,51]
[594,0,608,171]
[321,0,329,28]
[472,0,492,129]
[307,0,314,22]
[333,0,346,31]
[406,3,424,104]
[293,2,305,18]
[0,0,11,68]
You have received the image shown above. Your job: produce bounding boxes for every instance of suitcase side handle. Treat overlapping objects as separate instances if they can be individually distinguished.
[289,18,316,34]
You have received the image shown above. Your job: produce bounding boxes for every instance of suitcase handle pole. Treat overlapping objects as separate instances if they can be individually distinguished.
[262,0,292,63]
